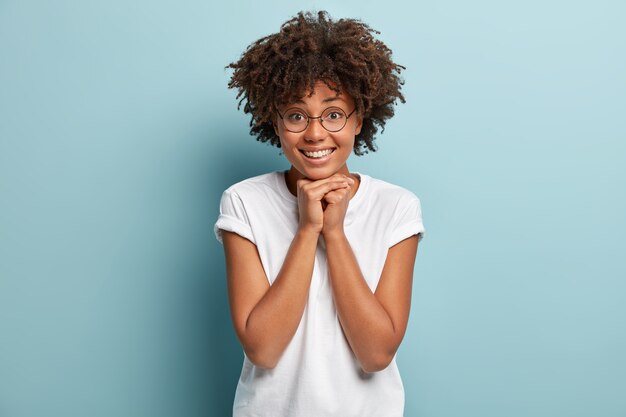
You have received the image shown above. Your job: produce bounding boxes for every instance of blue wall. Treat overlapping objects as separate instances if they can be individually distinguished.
[1,1,625,416]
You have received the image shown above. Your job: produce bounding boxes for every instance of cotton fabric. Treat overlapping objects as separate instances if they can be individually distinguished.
[215,171,425,417]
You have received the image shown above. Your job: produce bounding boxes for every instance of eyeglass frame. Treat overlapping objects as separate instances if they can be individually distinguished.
[276,106,358,133]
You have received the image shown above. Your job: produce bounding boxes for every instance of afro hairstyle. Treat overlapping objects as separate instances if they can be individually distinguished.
[227,10,406,155]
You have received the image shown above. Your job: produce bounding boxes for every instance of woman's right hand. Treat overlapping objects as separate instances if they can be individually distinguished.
[296,174,352,234]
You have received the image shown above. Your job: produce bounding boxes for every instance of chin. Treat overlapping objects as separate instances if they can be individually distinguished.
[303,172,329,181]
[297,166,342,181]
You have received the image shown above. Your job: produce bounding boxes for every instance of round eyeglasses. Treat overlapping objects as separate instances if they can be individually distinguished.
[277,106,357,133]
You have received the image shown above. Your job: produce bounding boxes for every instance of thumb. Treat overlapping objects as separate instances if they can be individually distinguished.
[297,178,312,188]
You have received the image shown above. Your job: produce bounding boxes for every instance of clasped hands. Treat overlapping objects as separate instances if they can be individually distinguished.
[296,173,355,236]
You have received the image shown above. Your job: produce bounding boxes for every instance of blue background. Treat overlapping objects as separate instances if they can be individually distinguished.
[1,1,625,416]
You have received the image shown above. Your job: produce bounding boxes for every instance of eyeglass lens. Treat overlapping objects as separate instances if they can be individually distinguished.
[282,107,347,132]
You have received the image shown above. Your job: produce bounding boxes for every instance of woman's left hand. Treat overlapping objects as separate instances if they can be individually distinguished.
[322,175,355,237]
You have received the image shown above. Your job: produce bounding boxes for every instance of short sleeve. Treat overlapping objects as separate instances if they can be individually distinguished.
[387,196,425,247]
[214,190,255,244]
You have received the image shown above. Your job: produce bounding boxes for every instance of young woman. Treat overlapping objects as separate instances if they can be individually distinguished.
[214,11,425,417]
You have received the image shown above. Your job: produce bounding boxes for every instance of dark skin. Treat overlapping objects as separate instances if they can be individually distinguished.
[226,11,406,155]
[221,82,419,372]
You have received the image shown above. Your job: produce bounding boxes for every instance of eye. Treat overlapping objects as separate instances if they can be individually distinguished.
[322,107,347,121]
[285,111,306,122]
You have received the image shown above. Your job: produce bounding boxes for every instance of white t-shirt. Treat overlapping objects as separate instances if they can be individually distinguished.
[214,171,425,417]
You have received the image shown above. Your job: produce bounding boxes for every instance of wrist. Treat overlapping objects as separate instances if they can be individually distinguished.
[321,227,346,241]
[297,225,322,240]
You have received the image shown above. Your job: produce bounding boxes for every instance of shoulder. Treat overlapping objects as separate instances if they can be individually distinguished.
[224,171,279,193]
[359,174,425,245]
[215,172,285,244]
[360,173,421,208]
[222,171,283,201]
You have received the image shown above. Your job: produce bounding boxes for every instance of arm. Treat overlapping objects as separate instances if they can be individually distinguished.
[320,184,420,373]
[222,175,353,369]
[323,232,419,373]
[223,228,318,369]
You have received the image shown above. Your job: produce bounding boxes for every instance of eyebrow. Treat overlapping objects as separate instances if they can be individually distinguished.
[293,97,343,104]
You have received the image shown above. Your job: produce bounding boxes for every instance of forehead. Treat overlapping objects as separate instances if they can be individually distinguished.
[285,81,353,107]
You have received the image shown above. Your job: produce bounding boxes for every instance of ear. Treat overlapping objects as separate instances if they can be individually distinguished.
[354,115,363,136]
[271,113,280,136]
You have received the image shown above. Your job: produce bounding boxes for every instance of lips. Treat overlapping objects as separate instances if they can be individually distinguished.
[299,148,336,159]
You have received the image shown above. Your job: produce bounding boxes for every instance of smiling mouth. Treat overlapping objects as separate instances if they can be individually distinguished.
[300,148,335,159]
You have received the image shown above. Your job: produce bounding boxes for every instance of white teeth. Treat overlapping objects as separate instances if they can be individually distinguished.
[303,149,333,158]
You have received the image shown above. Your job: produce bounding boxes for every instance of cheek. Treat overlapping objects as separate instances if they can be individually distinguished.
[339,134,356,150]
[279,134,299,151]
[278,135,301,164]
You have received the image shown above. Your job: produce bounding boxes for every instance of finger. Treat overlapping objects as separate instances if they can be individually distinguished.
[305,181,350,201]
[301,173,353,190]
[324,192,341,205]
[296,178,313,188]
[323,188,350,204]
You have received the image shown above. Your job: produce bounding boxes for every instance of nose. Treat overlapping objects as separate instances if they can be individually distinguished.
[303,117,327,142]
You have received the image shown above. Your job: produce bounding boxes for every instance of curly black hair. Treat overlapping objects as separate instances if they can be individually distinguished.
[226,10,405,155]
